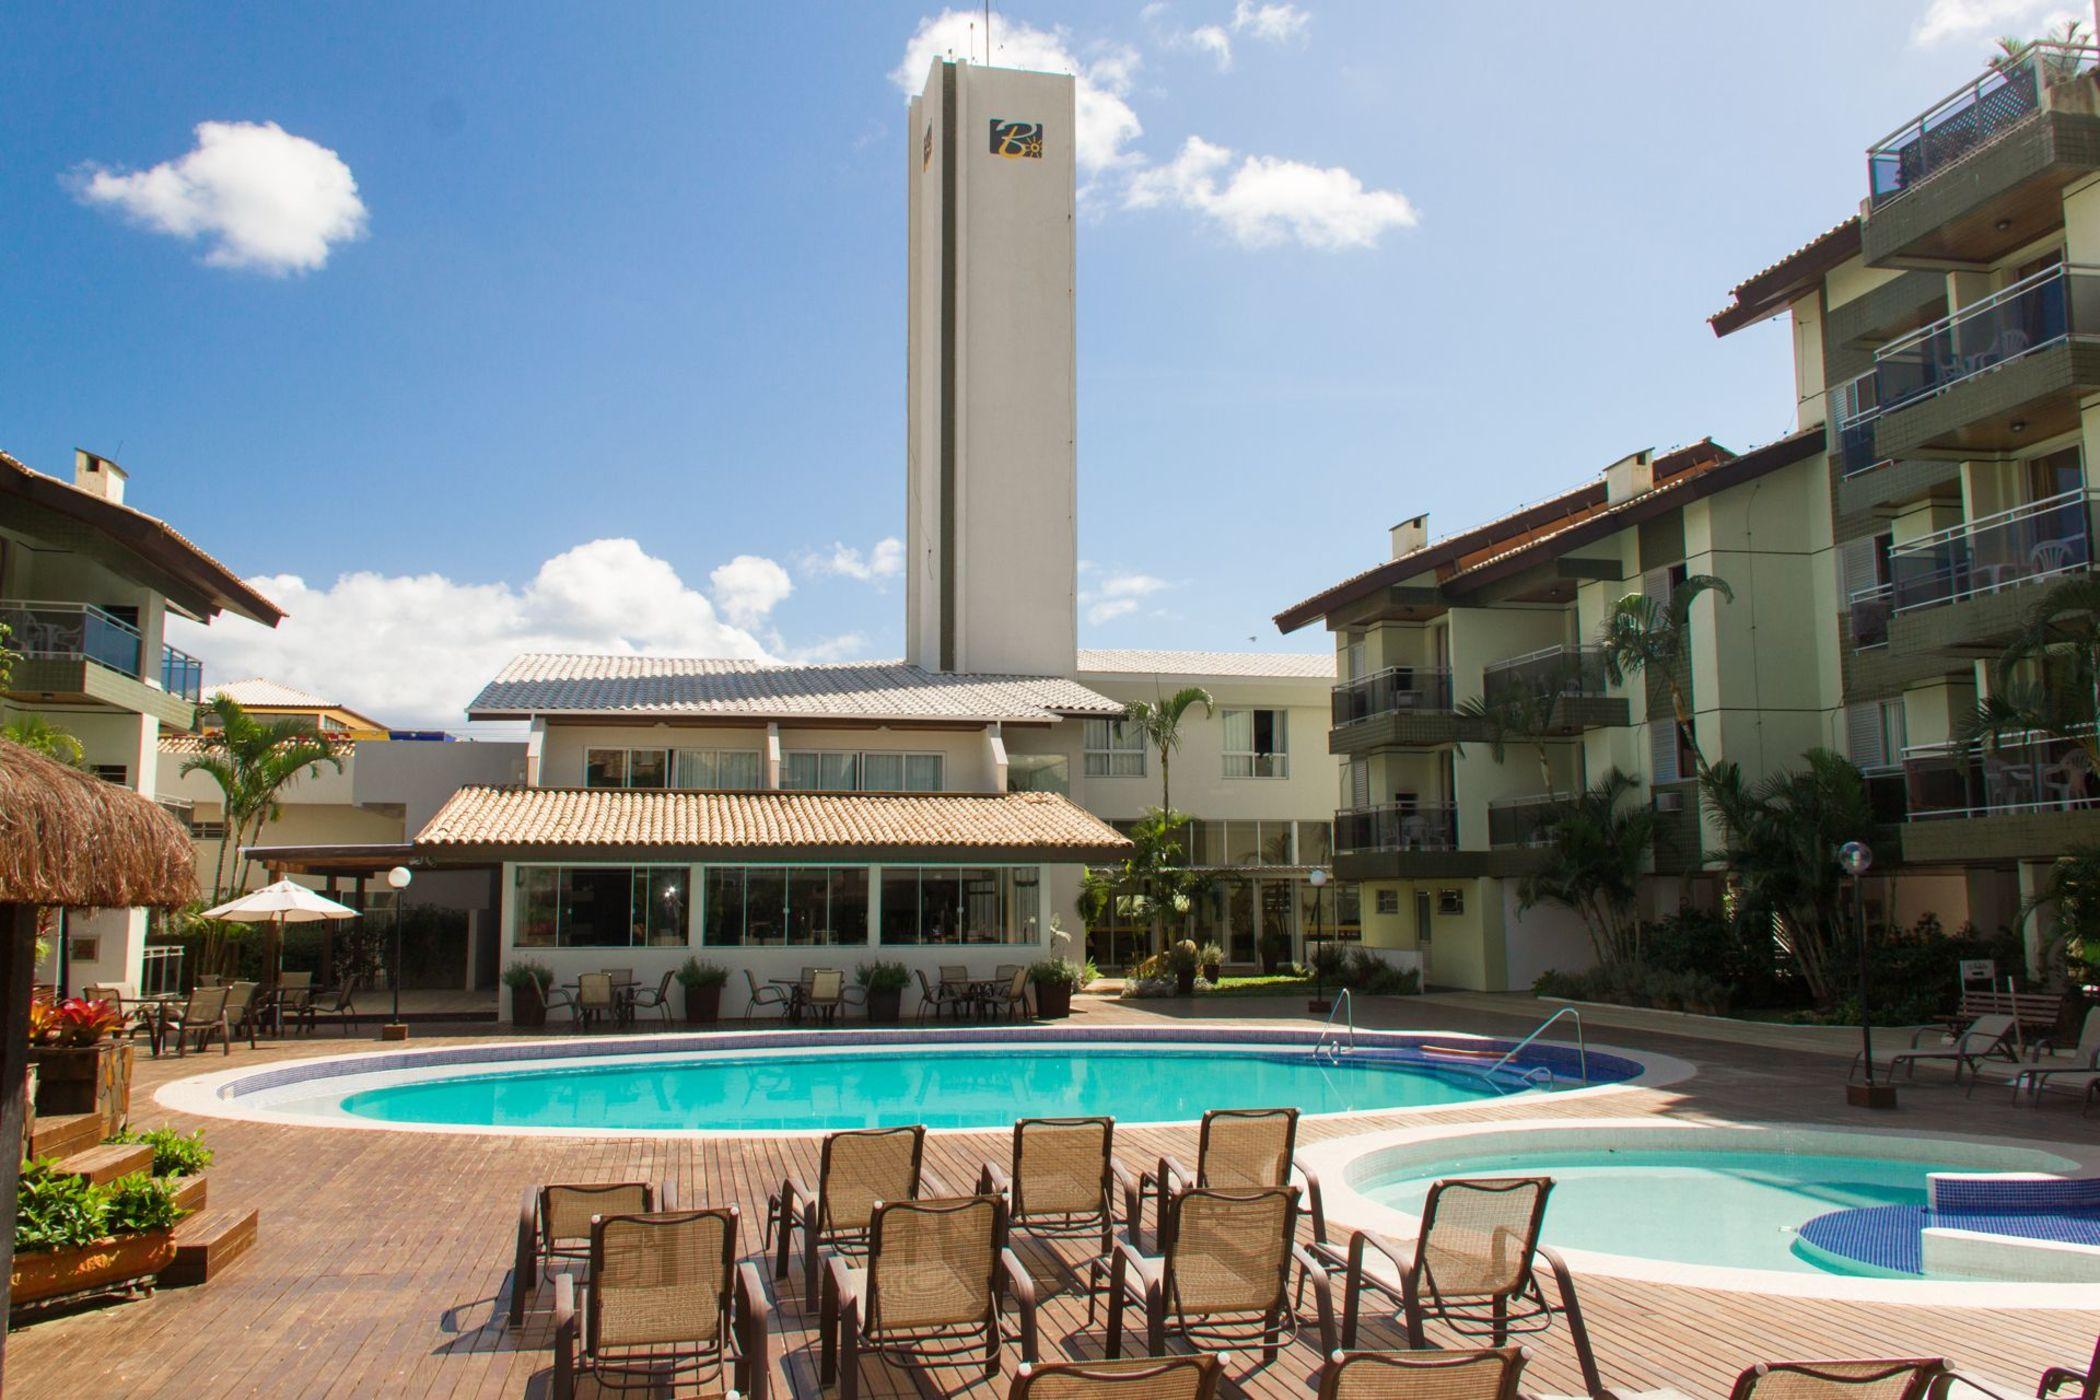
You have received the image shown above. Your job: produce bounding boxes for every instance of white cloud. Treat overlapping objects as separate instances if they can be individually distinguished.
[1232,0,1310,44]
[1126,135,1417,249]
[1082,571,1174,625]
[802,537,904,583]
[891,9,1143,176]
[708,554,794,629]
[71,120,367,274]
[1187,25,1235,71]
[788,633,870,664]
[166,538,779,729]
[1913,0,2081,44]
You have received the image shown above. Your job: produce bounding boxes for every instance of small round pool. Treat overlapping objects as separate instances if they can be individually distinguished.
[160,1028,1654,1136]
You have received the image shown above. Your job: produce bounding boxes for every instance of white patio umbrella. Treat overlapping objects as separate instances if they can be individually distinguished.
[202,879,361,984]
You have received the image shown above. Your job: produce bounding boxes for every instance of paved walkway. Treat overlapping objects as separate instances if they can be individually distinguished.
[8,994,2097,1399]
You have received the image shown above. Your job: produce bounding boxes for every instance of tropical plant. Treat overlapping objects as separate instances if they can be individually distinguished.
[675,956,729,989]
[501,959,553,993]
[2015,843,2100,987]
[0,619,15,689]
[1026,957,1095,989]
[1079,807,1211,958]
[1119,686,1214,813]
[110,1126,214,1178]
[26,995,122,1047]
[1454,681,1566,800]
[1516,769,1659,969]
[1995,20,2090,79]
[1958,577,2100,774]
[181,695,345,901]
[1597,574,1733,783]
[101,1172,184,1236]
[1700,749,1878,1008]
[14,1161,109,1253]
[854,959,911,993]
[0,713,85,768]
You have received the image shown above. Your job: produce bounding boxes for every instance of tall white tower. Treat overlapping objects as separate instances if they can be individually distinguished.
[905,58,1078,677]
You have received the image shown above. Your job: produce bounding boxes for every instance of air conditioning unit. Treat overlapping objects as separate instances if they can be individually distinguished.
[1652,790,1685,814]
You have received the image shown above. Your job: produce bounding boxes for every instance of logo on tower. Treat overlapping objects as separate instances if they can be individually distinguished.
[988,119,1044,159]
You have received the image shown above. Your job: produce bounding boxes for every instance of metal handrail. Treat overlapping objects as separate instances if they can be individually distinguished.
[1313,988,1354,1062]
[1473,1006,1588,1092]
[1889,485,2091,553]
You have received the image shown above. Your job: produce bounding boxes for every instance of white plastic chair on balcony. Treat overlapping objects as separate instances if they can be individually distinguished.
[2031,538,2080,577]
[2043,749,2096,810]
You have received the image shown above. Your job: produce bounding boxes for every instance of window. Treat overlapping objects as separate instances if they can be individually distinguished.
[583,748,671,790]
[512,866,687,947]
[192,820,227,841]
[671,748,763,789]
[783,751,943,791]
[1083,720,1145,777]
[1222,709,1288,778]
[90,764,128,786]
[1375,888,1400,916]
[878,866,1038,944]
[1006,754,1070,794]
[702,866,869,946]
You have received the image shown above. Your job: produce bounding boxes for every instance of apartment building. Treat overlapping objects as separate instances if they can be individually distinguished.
[1708,37,2100,967]
[0,448,282,987]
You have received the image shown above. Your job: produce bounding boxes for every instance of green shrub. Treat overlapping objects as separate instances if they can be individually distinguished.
[1027,958,1094,989]
[502,959,553,992]
[855,960,911,993]
[15,1161,108,1254]
[109,1127,213,1177]
[677,957,730,989]
[103,1173,183,1236]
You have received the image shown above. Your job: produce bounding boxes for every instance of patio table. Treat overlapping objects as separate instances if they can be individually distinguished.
[770,978,812,1023]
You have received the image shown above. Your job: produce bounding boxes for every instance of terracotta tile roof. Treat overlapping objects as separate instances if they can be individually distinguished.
[467,655,1125,723]
[413,785,1133,861]
[1709,216,1861,337]
[1076,648,1335,679]
[209,678,337,709]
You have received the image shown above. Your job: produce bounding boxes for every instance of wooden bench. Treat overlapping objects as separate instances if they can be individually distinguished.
[1941,988,2067,1045]
[163,1206,258,1288]
[51,1142,154,1186]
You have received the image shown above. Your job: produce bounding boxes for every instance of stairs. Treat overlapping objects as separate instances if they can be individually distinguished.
[27,1112,102,1162]
[50,1142,154,1186]
[163,1206,259,1288]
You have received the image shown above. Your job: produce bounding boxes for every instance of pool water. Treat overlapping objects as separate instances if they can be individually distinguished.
[1360,1148,1961,1275]
[336,1046,1516,1132]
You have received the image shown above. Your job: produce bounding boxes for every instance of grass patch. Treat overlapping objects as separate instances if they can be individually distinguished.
[1198,975,1317,999]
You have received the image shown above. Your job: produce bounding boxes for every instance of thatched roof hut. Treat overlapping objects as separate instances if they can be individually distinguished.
[0,738,197,909]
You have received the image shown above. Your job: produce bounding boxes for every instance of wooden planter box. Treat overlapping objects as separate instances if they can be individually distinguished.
[683,983,723,1025]
[29,1041,133,1137]
[1033,982,1073,1019]
[864,987,904,1024]
[510,983,548,1029]
[11,1230,176,1307]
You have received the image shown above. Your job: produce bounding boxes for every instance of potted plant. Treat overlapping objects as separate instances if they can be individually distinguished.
[502,960,554,1029]
[1026,958,1092,1018]
[1166,940,1200,996]
[27,995,131,1136]
[677,957,729,1025]
[10,1163,185,1306]
[855,960,910,1024]
[1196,941,1224,983]
[110,1127,214,1213]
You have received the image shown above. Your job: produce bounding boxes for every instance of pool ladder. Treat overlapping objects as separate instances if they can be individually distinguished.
[1472,1006,1588,1094]
[1312,989,1355,1063]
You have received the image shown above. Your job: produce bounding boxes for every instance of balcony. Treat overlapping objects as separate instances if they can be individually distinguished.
[1848,582,1893,649]
[1875,266,2096,421]
[1332,667,1452,725]
[1481,645,1604,706]
[1831,372,1883,477]
[2,599,144,676]
[1487,794,1560,849]
[1334,803,1458,855]
[0,599,201,725]
[1869,43,2095,205]
[161,642,203,703]
[1887,487,2091,616]
[1899,732,2100,859]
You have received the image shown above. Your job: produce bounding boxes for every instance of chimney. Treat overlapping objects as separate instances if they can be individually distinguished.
[74,449,128,505]
[1389,513,1429,560]
[1602,450,1654,504]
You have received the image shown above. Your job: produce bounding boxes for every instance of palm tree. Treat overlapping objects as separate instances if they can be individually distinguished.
[1119,686,1214,814]
[1,714,86,768]
[181,694,345,901]
[1516,769,1657,969]
[1454,683,1565,800]
[1958,577,2100,774]
[1597,574,1733,783]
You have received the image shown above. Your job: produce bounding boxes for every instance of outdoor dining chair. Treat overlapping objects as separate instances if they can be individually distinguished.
[1726,1359,1950,1400]
[806,968,847,1024]
[574,972,617,1033]
[628,970,676,1027]
[158,985,231,1057]
[915,968,965,1021]
[510,1179,673,1325]
[1095,1183,1333,1365]
[221,980,263,1049]
[743,968,792,1020]
[767,1124,935,1297]
[979,1115,1138,1258]
[1324,1177,1605,1400]
[301,979,359,1035]
[818,1194,1036,1400]
[1136,1106,1325,1250]
[551,1207,770,1400]
[985,966,1033,1021]
[1008,1355,1221,1400]
[1317,1347,1528,1400]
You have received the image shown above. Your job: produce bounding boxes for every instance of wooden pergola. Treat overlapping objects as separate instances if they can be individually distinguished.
[0,737,197,1386]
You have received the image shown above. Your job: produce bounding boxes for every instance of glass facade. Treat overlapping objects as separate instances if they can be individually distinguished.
[782,751,944,792]
[879,867,1039,944]
[673,749,764,790]
[702,866,871,946]
[513,866,687,947]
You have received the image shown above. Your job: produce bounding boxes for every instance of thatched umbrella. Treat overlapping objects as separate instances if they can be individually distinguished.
[0,738,197,1381]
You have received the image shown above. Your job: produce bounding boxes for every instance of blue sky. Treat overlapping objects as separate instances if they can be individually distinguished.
[0,1,2067,725]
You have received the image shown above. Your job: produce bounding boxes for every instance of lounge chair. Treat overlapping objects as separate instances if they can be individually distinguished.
[2013,1007,2100,1105]
[159,985,231,1057]
[979,1115,1139,1257]
[1325,1177,1603,1400]
[551,1207,769,1400]
[743,968,792,1020]
[985,965,1032,1022]
[1318,1348,1527,1400]
[1010,1355,1221,1400]
[2041,1334,2100,1400]
[1856,1013,2019,1090]
[1726,1359,1949,1400]
[628,970,676,1027]
[1098,1183,1333,1363]
[806,968,846,1024]
[575,972,617,1033]
[1136,1106,1325,1250]
[767,1124,934,1297]
[916,967,965,1022]
[510,1179,673,1325]
[819,1194,1036,1400]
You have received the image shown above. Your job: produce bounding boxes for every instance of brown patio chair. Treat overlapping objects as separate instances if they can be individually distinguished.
[767,1124,935,1297]
[916,967,965,1021]
[940,964,974,1016]
[2041,1335,2100,1400]
[221,979,262,1048]
[1318,1347,1527,1400]
[980,1115,1139,1258]
[510,1178,675,1325]
[1326,1177,1603,1400]
[743,968,791,1020]
[1136,1106,1326,1249]
[159,985,231,1057]
[301,979,359,1035]
[819,1194,1037,1400]
[1010,1355,1221,1400]
[1097,1184,1334,1365]
[984,965,1033,1021]
[1725,1359,1949,1400]
[628,970,676,1027]
[551,1207,770,1400]
[575,972,617,1033]
[806,968,847,1024]
[83,983,150,1042]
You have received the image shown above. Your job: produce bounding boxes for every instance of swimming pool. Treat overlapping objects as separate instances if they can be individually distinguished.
[160,1026,1656,1136]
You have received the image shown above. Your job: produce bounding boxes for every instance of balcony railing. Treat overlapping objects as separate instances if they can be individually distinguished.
[1332,667,1453,726]
[1481,645,1607,708]
[1334,803,1459,854]
[1487,794,1562,849]
[1868,42,2099,206]
[1902,732,2096,819]
[1832,372,1884,476]
[161,642,203,702]
[0,599,145,682]
[1872,264,2100,414]
[1848,582,1893,649]
[1889,487,2093,613]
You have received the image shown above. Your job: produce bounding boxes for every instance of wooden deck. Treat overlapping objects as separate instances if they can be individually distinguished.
[8,995,2098,1398]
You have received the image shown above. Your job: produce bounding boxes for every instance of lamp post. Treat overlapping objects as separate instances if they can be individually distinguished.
[1838,841,1895,1109]
[383,865,412,1042]
[1307,867,1331,1013]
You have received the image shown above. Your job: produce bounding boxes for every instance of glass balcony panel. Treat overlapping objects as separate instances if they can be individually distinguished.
[1874,266,2071,412]
[1333,803,1458,854]
[1902,733,2097,818]
[1481,645,1606,708]
[0,600,144,680]
[1331,667,1453,725]
[1865,44,2097,204]
[1833,372,1883,475]
[1486,795,1561,849]
[1848,584,1893,648]
[160,643,204,702]
[1889,488,2092,613]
